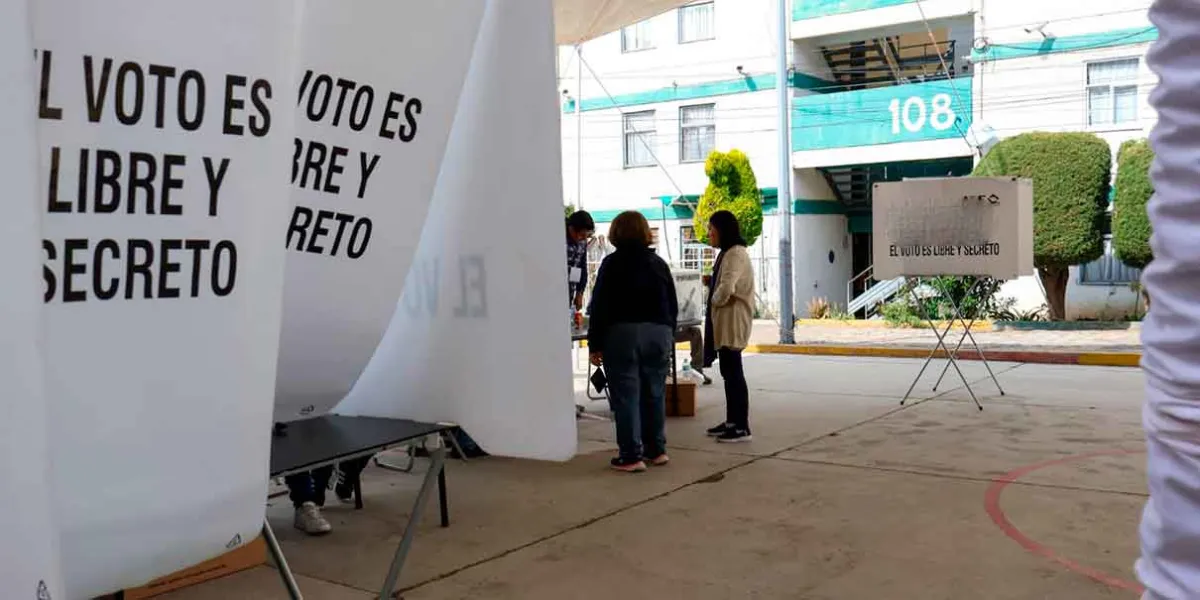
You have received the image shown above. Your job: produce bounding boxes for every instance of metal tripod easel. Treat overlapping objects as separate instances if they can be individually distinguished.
[899,277,1005,410]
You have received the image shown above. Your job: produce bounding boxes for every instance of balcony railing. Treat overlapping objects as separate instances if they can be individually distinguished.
[791,76,973,152]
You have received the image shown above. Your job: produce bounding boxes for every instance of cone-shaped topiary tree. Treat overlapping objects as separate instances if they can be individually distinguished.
[973,132,1111,320]
[1112,139,1154,269]
[693,149,764,247]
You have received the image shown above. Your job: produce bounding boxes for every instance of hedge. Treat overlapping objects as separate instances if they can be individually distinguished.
[1112,139,1154,269]
[693,149,764,247]
[972,131,1110,268]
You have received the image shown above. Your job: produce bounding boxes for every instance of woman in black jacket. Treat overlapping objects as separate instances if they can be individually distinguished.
[587,211,678,472]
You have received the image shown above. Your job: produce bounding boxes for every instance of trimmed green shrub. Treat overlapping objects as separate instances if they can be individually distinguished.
[1112,139,1154,269]
[972,132,1111,320]
[564,204,575,219]
[693,149,764,247]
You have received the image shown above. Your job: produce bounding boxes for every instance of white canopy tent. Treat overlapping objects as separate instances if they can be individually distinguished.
[553,0,696,45]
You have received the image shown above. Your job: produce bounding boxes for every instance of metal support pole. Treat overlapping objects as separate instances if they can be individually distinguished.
[262,520,303,600]
[379,440,447,599]
[576,45,583,210]
[776,0,795,344]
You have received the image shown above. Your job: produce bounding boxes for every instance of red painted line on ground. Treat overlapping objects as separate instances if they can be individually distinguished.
[746,344,1141,368]
[984,449,1145,594]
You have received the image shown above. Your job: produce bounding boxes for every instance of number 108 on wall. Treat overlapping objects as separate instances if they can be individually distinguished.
[889,93,958,135]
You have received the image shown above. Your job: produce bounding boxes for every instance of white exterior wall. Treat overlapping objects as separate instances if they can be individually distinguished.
[974,0,1156,319]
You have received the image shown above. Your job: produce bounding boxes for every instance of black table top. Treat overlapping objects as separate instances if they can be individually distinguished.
[571,319,703,342]
[270,415,451,477]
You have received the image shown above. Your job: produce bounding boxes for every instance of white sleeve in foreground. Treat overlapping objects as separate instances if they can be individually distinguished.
[1138,1,1200,598]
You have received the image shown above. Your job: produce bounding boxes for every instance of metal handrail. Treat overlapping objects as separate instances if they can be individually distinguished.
[847,264,876,308]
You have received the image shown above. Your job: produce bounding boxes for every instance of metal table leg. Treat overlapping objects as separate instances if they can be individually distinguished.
[262,519,303,600]
[378,443,447,599]
[438,467,449,528]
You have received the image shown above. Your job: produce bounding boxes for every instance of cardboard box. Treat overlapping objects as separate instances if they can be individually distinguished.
[666,382,696,417]
[121,536,267,599]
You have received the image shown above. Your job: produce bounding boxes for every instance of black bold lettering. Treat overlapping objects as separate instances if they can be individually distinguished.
[223,74,246,135]
[127,152,157,215]
[349,85,373,131]
[95,150,122,214]
[212,241,237,296]
[329,213,355,256]
[147,64,176,128]
[331,78,355,127]
[184,239,210,297]
[158,239,182,298]
[325,145,348,194]
[306,210,333,254]
[378,92,404,139]
[296,69,313,106]
[249,79,271,137]
[179,70,206,131]
[286,206,313,250]
[162,154,186,215]
[63,238,88,303]
[291,137,303,184]
[125,239,155,299]
[299,141,326,190]
[347,218,372,259]
[357,152,380,199]
[203,157,230,217]
[43,240,57,303]
[83,56,113,123]
[38,50,63,120]
[94,239,120,300]
[46,147,71,213]
[306,74,333,122]
[115,61,145,126]
[76,148,90,213]
[399,97,421,142]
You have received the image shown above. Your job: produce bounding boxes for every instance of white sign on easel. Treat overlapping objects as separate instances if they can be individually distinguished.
[873,177,1034,280]
[871,177,1034,410]
[33,0,297,595]
[0,2,64,597]
[273,0,486,422]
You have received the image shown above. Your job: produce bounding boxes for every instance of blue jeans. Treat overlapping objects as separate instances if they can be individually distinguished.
[603,323,672,460]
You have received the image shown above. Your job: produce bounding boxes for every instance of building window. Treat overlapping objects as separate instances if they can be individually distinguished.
[678,2,715,44]
[623,110,657,168]
[621,19,654,53]
[1079,235,1141,285]
[680,104,716,163]
[1087,58,1139,128]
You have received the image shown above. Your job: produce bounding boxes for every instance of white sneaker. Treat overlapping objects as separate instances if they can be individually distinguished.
[293,501,332,535]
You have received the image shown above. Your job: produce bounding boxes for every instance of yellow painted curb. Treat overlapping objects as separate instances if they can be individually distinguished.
[1077,353,1142,367]
[794,319,995,332]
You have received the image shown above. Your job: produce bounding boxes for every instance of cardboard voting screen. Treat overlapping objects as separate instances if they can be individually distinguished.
[273,0,486,422]
[32,0,297,595]
[337,0,577,462]
[873,177,1034,280]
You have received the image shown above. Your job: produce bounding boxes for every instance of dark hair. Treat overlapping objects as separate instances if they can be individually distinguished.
[708,210,746,250]
[608,211,654,249]
[567,210,595,232]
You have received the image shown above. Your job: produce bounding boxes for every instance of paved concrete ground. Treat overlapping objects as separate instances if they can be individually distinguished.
[750,320,1142,353]
[166,353,1147,599]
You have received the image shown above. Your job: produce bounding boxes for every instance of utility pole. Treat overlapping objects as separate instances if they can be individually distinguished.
[776,0,795,343]
[576,45,584,209]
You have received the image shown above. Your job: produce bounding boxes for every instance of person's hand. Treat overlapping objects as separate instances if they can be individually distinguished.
[573,311,584,329]
[702,274,711,287]
[589,352,603,366]
[574,293,584,310]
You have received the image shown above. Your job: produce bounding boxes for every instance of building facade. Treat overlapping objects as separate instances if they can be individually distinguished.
[559,0,1156,320]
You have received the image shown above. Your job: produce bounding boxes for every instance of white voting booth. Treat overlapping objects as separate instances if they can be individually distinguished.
[873,177,1034,408]
[4,0,700,597]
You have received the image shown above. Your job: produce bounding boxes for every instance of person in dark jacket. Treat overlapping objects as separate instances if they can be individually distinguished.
[588,211,678,472]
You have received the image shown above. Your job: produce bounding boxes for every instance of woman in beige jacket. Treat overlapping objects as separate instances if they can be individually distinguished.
[702,210,755,443]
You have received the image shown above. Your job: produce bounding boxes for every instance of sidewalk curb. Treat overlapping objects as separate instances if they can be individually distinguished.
[745,344,1141,368]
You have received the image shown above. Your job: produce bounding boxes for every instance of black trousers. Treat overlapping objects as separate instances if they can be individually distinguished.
[718,348,750,430]
[285,456,370,508]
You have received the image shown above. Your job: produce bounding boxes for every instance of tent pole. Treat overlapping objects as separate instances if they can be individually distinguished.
[576,44,583,210]
[776,0,795,343]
